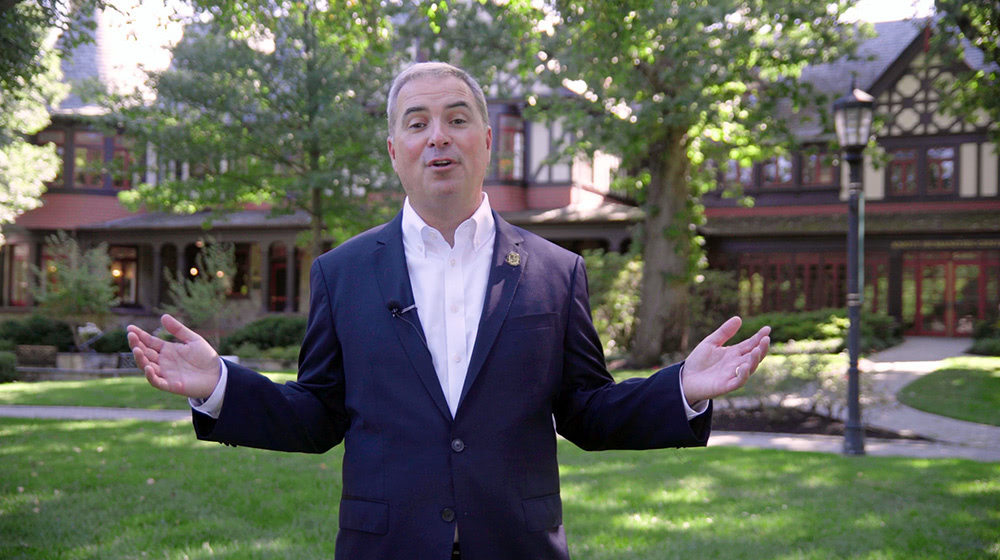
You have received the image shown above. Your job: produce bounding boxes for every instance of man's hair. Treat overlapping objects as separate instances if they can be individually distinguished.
[386,62,490,137]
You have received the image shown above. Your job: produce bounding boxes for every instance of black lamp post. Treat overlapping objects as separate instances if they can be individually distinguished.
[833,86,874,456]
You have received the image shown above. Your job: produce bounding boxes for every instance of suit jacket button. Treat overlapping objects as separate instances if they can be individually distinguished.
[451,438,465,452]
[441,508,456,523]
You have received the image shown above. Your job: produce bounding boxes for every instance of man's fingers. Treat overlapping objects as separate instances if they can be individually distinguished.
[733,326,771,354]
[127,325,164,352]
[704,316,742,346]
[161,314,199,344]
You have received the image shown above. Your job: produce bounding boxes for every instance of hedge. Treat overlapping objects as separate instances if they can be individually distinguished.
[735,308,902,354]
[220,315,308,354]
[0,315,75,351]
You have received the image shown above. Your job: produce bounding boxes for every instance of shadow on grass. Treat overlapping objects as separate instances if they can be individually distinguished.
[557,446,1000,560]
[1,418,998,559]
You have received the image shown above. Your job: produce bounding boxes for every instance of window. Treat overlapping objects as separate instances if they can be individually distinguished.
[802,152,837,186]
[74,131,106,189]
[927,147,955,194]
[723,160,753,188]
[110,135,133,190]
[887,145,957,197]
[493,114,524,181]
[110,246,138,305]
[761,155,793,188]
[8,244,30,306]
[888,149,919,195]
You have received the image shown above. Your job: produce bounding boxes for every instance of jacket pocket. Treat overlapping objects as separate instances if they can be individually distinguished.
[505,312,557,332]
[339,497,389,535]
[522,493,562,532]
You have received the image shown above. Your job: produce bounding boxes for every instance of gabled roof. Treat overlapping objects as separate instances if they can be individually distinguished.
[801,18,931,95]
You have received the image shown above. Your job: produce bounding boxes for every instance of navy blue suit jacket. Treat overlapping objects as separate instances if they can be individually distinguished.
[193,211,712,559]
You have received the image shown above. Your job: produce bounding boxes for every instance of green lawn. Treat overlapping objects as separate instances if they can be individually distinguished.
[0,373,296,410]
[897,357,1000,426]
[1,418,998,559]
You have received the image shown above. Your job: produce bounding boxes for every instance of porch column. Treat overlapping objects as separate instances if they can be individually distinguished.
[151,244,162,309]
[284,242,295,312]
[260,243,271,313]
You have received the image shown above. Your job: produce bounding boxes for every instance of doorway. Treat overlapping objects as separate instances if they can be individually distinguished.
[902,250,1000,336]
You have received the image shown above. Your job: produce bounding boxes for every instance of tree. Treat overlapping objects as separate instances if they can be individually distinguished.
[161,239,236,349]
[0,3,69,243]
[104,1,401,261]
[419,1,866,365]
[30,231,119,350]
[0,1,109,243]
[934,0,1000,146]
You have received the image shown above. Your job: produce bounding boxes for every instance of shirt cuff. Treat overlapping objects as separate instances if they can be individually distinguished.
[678,364,709,420]
[188,358,228,419]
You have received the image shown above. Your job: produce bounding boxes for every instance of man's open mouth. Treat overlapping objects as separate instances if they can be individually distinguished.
[428,158,455,168]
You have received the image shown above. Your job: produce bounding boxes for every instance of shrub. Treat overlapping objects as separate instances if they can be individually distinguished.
[0,339,15,352]
[221,315,308,354]
[262,345,300,362]
[688,269,739,345]
[0,351,17,383]
[90,329,131,353]
[228,342,263,359]
[736,308,901,354]
[969,337,1000,356]
[581,249,641,358]
[0,315,75,351]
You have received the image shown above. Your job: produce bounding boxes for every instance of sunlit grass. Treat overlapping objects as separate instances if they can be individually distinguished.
[0,373,296,410]
[2,418,997,559]
[897,357,1000,426]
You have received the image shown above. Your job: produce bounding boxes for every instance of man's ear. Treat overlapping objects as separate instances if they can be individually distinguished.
[387,136,396,170]
[485,126,492,152]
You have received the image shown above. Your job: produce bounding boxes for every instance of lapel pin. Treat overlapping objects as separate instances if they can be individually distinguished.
[505,251,521,267]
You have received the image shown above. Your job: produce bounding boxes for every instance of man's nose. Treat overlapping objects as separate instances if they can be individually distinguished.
[427,121,451,147]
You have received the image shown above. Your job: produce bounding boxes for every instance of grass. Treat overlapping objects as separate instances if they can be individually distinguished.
[1,417,998,559]
[0,373,296,410]
[897,357,1000,426]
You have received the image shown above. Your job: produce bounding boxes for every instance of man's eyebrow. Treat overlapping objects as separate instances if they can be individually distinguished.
[401,100,472,120]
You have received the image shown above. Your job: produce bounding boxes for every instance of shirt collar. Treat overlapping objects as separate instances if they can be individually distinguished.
[402,193,495,257]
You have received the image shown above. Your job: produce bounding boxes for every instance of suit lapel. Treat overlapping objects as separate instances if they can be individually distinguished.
[373,212,452,421]
[459,213,525,409]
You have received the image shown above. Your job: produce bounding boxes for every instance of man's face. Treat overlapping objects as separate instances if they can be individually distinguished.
[387,76,492,220]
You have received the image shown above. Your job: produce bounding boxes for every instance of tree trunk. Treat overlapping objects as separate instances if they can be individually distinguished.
[629,133,692,367]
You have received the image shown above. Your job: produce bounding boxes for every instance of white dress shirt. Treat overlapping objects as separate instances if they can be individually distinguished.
[401,195,495,417]
[191,193,706,419]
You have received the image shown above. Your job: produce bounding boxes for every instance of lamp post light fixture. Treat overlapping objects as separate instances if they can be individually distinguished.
[833,85,875,456]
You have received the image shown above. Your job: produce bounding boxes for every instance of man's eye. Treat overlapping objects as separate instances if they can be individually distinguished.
[452,118,467,125]
[409,122,426,129]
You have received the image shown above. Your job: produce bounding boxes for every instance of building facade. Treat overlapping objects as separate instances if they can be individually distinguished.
[701,19,1000,336]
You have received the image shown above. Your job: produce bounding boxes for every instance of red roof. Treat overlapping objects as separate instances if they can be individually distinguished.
[14,193,143,230]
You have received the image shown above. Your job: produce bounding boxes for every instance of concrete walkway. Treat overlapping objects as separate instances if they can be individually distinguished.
[2,337,998,461]
[707,336,1000,462]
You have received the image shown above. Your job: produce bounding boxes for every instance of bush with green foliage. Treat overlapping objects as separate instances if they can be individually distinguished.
[581,249,642,357]
[736,308,902,354]
[0,351,17,383]
[89,329,131,354]
[969,318,1000,356]
[220,315,308,354]
[0,315,75,351]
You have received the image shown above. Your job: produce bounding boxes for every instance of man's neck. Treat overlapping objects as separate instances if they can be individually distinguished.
[409,194,484,247]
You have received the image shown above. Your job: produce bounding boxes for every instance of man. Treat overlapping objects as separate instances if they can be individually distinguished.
[127,62,770,560]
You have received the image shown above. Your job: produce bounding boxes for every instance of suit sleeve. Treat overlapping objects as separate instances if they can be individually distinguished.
[552,256,711,451]
[192,259,350,453]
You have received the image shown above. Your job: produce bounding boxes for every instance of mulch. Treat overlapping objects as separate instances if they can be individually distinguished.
[712,407,930,441]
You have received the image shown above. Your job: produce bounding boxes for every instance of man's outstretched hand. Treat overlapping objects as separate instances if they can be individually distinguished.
[126,314,221,400]
[681,316,771,404]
